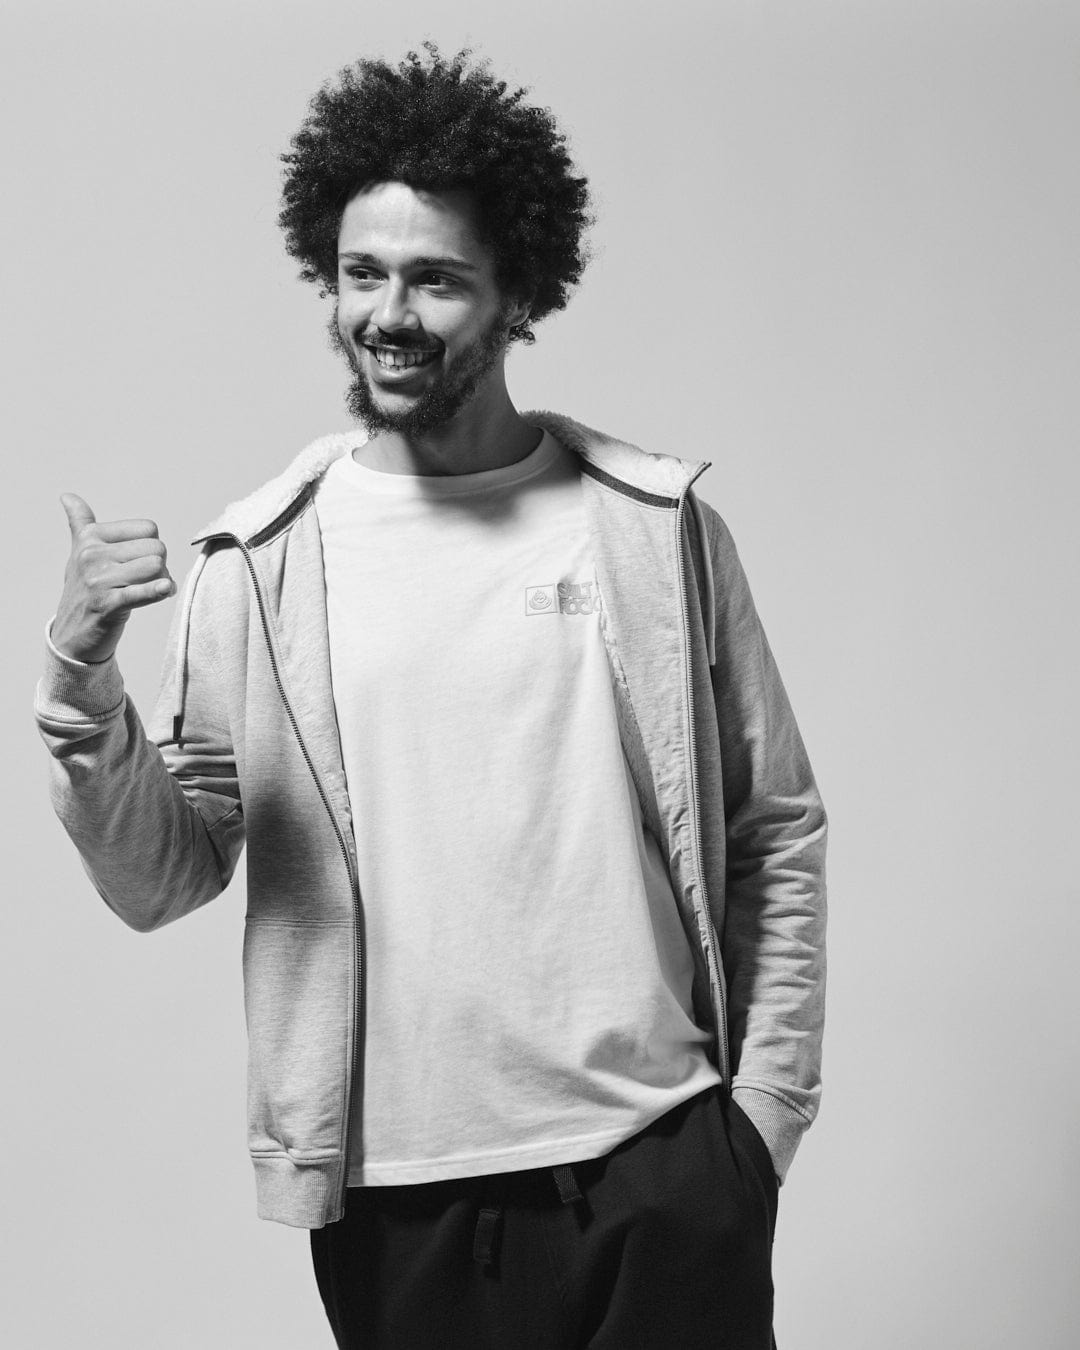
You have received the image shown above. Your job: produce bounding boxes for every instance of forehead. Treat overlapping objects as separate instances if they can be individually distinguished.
[337,181,492,270]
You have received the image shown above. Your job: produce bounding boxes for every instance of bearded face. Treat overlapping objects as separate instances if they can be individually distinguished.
[332,182,527,438]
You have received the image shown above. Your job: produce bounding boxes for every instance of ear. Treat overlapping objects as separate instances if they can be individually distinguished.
[505,293,533,329]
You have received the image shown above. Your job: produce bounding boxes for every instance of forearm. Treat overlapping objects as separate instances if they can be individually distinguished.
[35,634,242,931]
[721,760,827,1187]
[725,788,828,1090]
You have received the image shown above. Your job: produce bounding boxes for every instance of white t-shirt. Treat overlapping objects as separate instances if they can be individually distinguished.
[314,431,720,1185]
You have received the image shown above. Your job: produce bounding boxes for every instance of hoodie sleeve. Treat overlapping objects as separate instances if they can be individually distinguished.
[694,496,828,1180]
[34,556,245,932]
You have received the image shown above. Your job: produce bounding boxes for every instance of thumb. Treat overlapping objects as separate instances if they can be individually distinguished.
[60,492,96,538]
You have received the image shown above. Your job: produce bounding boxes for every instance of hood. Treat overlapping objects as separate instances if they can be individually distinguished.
[191,413,708,546]
[192,430,366,545]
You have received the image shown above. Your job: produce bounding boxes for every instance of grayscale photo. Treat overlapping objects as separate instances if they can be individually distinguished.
[4,2,1077,1347]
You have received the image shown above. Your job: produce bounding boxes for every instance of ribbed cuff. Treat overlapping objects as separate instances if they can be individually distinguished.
[252,1155,344,1230]
[731,1084,811,1186]
[36,618,125,721]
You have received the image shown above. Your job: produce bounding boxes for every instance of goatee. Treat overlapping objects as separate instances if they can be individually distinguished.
[328,308,512,436]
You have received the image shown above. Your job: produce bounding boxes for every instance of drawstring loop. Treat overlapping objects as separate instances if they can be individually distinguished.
[473,1173,507,1268]
[472,1204,502,1267]
[471,1164,585,1267]
[552,1163,583,1205]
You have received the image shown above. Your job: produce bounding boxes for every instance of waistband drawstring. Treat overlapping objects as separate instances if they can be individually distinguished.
[472,1163,584,1267]
[552,1163,583,1205]
[472,1198,502,1267]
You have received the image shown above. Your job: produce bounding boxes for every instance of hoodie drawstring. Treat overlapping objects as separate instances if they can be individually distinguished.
[687,490,717,667]
[171,545,211,748]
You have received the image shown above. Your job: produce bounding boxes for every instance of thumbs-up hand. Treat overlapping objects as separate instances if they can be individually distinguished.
[50,494,176,663]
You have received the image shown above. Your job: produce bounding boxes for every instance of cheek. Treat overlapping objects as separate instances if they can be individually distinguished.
[445,306,500,351]
[336,292,371,334]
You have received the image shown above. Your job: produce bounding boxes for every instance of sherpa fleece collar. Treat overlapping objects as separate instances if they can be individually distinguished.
[191,412,708,546]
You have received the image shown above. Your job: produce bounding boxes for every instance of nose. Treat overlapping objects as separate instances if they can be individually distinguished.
[372,279,420,334]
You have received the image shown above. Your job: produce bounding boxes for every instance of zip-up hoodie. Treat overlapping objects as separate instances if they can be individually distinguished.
[36,413,827,1229]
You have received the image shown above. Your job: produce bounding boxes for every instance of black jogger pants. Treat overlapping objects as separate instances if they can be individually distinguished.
[310,1084,779,1349]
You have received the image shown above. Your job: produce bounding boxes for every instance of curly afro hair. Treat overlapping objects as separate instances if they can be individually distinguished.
[279,43,592,344]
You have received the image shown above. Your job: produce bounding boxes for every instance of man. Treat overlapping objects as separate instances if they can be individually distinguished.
[37,46,826,1349]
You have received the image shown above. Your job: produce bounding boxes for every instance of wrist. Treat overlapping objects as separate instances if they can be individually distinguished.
[38,618,125,722]
[46,617,114,667]
[48,617,117,665]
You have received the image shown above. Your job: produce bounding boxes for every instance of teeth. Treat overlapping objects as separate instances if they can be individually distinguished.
[372,348,436,369]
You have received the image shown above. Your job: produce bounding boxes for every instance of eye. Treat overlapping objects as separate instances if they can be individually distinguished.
[420,272,455,291]
[343,265,381,288]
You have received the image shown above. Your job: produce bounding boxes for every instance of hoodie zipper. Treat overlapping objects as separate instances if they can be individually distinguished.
[675,478,732,1085]
[222,534,363,1217]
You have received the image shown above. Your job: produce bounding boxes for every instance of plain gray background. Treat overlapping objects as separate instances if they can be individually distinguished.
[4,1,1078,1346]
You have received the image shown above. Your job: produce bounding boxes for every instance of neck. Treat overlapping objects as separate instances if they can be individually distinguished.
[355,383,540,477]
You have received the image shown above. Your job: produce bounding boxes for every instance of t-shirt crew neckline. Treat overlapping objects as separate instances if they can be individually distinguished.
[340,428,558,497]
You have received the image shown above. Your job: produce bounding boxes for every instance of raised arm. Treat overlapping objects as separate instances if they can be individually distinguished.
[36,496,245,931]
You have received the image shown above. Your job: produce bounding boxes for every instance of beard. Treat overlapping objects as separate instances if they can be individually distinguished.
[328,306,513,436]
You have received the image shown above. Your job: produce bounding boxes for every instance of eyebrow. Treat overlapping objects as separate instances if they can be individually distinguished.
[338,250,480,272]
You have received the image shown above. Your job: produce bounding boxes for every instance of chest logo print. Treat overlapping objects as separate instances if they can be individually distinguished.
[524,581,600,616]
[526,586,556,612]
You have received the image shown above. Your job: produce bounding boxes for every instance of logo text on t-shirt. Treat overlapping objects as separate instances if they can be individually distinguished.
[525,581,600,616]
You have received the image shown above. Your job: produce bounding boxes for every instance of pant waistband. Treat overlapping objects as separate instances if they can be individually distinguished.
[473,1162,584,1267]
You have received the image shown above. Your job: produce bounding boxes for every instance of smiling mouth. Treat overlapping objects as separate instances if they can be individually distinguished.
[365,345,440,370]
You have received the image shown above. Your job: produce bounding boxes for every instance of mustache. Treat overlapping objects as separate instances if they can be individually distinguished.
[358,329,443,354]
